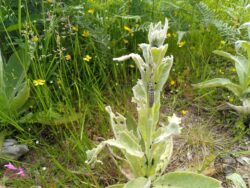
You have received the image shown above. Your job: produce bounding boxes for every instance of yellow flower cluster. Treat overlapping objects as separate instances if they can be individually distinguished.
[178,41,186,48]
[231,67,236,73]
[65,54,72,61]
[167,32,177,38]
[124,25,134,36]
[83,55,92,62]
[129,64,135,68]
[169,80,176,86]
[220,40,226,45]
[227,96,234,103]
[88,9,94,14]
[123,39,129,44]
[71,26,78,32]
[219,69,224,75]
[33,79,45,86]
[181,110,188,116]
[32,36,39,43]
[82,31,90,37]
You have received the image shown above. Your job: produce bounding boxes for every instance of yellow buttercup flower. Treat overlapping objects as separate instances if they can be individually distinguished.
[231,67,236,72]
[219,69,224,75]
[167,33,171,37]
[129,64,135,68]
[82,31,90,37]
[47,0,53,3]
[65,54,72,61]
[88,9,94,14]
[71,26,78,32]
[57,79,62,85]
[83,55,92,62]
[170,80,176,86]
[124,25,132,33]
[33,79,45,86]
[32,36,39,42]
[178,41,186,48]
[123,39,129,44]
[181,110,188,116]
[227,96,234,103]
[220,40,226,45]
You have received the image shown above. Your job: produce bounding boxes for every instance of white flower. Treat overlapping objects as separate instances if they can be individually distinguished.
[148,18,169,47]
[167,114,182,136]
[168,114,181,127]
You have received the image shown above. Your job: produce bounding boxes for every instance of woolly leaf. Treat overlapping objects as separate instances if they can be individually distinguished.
[124,177,151,188]
[193,78,242,97]
[153,171,222,188]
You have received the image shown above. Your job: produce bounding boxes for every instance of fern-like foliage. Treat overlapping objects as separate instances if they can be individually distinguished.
[196,2,242,43]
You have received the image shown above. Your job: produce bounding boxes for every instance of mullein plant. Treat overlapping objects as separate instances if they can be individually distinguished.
[86,19,221,188]
[193,15,250,117]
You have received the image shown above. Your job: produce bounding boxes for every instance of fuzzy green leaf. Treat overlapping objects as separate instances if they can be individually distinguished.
[132,79,147,109]
[125,112,138,136]
[106,131,143,158]
[155,56,173,93]
[226,173,247,188]
[107,184,125,188]
[226,100,250,115]
[193,78,242,97]
[106,106,127,138]
[213,50,247,85]
[151,45,168,65]
[153,171,222,188]
[150,138,173,177]
[4,48,31,97]
[124,177,151,188]
[10,81,30,112]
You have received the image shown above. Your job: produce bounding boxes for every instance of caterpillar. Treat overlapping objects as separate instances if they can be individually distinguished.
[148,81,154,108]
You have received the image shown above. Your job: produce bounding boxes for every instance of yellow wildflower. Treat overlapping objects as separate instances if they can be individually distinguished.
[83,55,92,62]
[167,33,171,37]
[219,69,224,75]
[82,31,90,37]
[170,80,176,86]
[88,9,94,14]
[65,54,72,61]
[124,25,132,33]
[57,79,62,85]
[32,36,39,42]
[123,39,129,44]
[172,33,177,37]
[47,0,53,3]
[129,64,135,68]
[220,40,226,45]
[227,96,234,103]
[178,41,186,48]
[71,26,78,32]
[231,67,236,72]
[33,79,45,86]
[181,110,188,116]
